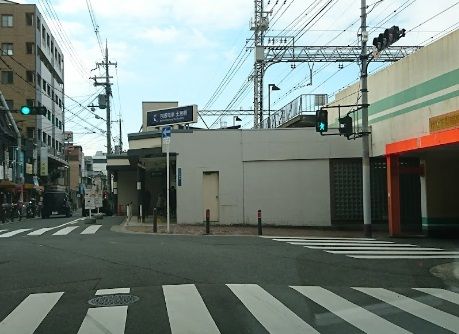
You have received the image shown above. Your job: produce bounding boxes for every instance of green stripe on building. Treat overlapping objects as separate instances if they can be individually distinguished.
[368,68,459,117]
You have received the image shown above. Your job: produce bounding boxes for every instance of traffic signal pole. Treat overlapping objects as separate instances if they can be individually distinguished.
[360,0,372,237]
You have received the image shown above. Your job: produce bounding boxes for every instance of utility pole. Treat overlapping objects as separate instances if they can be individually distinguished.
[119,118,122,152]
[91,41,117,194]
[360,0,372,237]
[252,0,268,128]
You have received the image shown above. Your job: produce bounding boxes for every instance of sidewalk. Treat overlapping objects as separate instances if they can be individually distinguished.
[121,216,391,238]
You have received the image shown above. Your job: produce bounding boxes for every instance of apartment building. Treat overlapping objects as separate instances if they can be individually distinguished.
[0,0,65,190]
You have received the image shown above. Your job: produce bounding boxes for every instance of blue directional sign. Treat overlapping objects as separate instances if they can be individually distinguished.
[147,105,197,127]
[162,126,171,139]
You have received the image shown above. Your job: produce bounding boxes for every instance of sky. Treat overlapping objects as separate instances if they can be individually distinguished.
[18,0,459,156]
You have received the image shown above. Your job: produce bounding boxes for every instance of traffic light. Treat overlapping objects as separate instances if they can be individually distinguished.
[339,115,353,138]
[372,26,405,52]
[315,109,328,133]
[19,105,47,116]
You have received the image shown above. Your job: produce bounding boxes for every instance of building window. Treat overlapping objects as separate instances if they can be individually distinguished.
[42,26,45,40]
[37,16,40,31]
[47,110,51,120]
[51,41,54,54]
[42,78,46,90]
[46,33,50,48]
[1,43,13,56]
[42,131,46,143]
[47,135,51,146]
[1,71,13,84]
[25,13,34,26]
[5,99,13,110]
[47,84,51,96]
[26,42,34,54]
[26,71,35,83]
[1,15,13,27]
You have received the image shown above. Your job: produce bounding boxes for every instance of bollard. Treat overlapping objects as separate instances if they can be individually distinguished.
[257,209,262,236]
[153,207,158,233]
[205,209,210,234]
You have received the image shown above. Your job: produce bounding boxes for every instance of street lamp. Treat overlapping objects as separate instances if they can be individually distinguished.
[233,116,242,126]
[268,84,280,128]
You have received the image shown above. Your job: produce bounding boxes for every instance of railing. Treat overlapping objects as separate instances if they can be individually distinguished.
[262,94,328,129]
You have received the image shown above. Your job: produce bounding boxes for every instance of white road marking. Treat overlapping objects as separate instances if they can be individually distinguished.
[326,250,459,255]
[349,255,459,259]
[163,284,221,334]
[52,226,79,235]
[305,246,428,250]
[80,225,102,235]
[414,288,459,305]
[354,287,459,333]
[0,230,7,233]
[297,242,409,247]
[95,288,130,296]
[268,237,375,240]
[291,286,410,334]
[274,239,386,243]
[0,292,63,334]
[0,229,32,238]
[227,284,320,334]
[77,306,127,334]
[28,228,56,236]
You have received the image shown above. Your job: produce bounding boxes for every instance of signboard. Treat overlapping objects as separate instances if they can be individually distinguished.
[430,109,459,133]
[64,131,74,143]
[40,146,48,176]
[146,104,198,127]
[162,126,171,145]
[85,189,96,210]
[85,196,95,210]
[26,163,33,175]
[94,196,103,208]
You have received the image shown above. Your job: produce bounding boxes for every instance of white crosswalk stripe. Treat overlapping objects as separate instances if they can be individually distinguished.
[414,288,459,305]
[80,225,102,235]
[53,226,80,235]
[0,228,32,238]
[164,284,221,334]
[268,237,457,259]
[1,285,458,333]
[291,286,411,334]
[0,225,103,238]
[354,287,459,333]
[0,292,63,334]
[28,227,56,236]
[77,306,128,334]
[228,284,320,333]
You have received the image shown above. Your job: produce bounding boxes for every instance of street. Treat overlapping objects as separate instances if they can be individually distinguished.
[0,215,458,333]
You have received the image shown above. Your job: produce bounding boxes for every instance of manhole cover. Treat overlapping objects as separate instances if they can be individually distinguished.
[88,294,140,307]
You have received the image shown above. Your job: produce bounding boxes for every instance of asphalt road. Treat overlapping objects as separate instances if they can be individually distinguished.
[0,214,458,333]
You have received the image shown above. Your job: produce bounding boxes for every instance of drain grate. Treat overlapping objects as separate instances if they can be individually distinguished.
[88,294,140,307]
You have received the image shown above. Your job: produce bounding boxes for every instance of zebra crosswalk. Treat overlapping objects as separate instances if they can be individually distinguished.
[0,284,458,333]
[266,236,459,259]
[0,224,103,238]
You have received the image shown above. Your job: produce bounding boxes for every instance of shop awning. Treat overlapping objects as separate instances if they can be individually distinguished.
[386,128,459,155]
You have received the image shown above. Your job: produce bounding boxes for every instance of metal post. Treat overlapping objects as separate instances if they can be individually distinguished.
[268,87,271,129]
[166,146,170,233]
[153,207,158,233]
[257,209,262,235]
[361,0,372,237]
[205,209,210,234]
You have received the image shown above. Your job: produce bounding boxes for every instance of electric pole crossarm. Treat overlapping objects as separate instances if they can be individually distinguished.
[263,45,421,63]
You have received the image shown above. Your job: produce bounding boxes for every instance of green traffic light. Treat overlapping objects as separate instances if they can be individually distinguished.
[20,106,31,115]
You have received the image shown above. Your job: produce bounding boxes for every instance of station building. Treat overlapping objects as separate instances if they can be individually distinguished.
[108,29,459,236]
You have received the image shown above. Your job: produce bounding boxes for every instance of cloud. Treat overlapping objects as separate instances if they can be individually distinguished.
[138,26,179,44]
[174,53,191,64]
